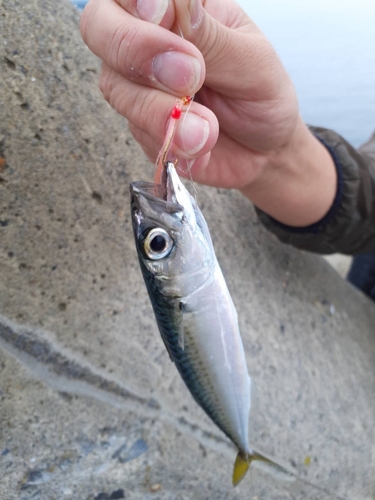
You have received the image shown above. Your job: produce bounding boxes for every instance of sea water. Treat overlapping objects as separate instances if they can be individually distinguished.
[73,0,375,147]
[240,0,375,147]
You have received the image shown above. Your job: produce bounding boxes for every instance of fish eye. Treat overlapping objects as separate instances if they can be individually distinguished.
[144,228,173,260]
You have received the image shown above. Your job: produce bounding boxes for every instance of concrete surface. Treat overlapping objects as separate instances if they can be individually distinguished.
[0,1,375,499]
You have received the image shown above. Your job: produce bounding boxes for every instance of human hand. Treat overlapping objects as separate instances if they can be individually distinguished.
[81,0,336,226]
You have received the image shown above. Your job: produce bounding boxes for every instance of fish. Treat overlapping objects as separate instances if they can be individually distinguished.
[130,161,271,486]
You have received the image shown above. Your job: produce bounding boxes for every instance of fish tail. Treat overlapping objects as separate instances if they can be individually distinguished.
[232,451,276,487]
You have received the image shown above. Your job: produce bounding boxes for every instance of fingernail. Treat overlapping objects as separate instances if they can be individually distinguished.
[175,113,209,156]
[136,0,168,25]
[153,51,201,94]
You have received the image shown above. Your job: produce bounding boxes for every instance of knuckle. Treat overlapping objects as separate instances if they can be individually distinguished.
[133,91,161,134]
[108,23,136,75]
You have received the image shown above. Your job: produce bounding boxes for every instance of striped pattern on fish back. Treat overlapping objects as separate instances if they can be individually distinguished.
[141,263,243,450]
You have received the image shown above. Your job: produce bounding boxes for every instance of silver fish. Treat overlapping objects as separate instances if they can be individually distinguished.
[130,162,269,485]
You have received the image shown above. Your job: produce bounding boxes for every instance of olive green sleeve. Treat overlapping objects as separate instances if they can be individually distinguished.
[255,126,375,255]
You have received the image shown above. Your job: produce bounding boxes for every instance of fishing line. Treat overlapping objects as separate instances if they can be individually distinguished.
[180,95,199,202]
[155,17,198,201]
[154,96,194,186]
[176,21,198,200]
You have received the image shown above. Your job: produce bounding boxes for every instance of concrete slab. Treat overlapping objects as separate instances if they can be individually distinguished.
[1,1,374,499]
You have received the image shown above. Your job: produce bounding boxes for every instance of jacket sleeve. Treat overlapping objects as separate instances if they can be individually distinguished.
[255,126,375,255]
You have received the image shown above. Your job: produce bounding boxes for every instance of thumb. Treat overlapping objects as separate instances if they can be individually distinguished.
[173,0,281,99]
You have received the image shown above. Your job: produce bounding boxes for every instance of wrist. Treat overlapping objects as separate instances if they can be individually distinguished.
[241,118,338,227]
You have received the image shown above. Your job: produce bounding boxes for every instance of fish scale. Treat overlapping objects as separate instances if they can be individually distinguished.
[143,266,226,432]
[130,162,273,486]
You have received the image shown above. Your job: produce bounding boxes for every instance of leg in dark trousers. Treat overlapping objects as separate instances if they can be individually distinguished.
[347,252,375,301]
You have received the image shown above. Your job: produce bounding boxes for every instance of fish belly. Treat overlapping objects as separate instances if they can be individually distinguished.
[159,264,251,454]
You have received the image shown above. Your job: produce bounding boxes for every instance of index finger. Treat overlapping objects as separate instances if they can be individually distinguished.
[80,0,206,96]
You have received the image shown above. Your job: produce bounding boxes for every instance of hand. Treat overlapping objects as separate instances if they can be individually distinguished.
[81,0,336,227]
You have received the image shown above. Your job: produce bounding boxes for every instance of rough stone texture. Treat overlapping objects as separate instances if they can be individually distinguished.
[0,1,375,499]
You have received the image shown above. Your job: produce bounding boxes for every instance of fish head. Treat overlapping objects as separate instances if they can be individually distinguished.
[130,162,214,297]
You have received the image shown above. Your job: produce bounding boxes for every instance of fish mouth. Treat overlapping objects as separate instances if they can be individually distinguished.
[130,162,183,215]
